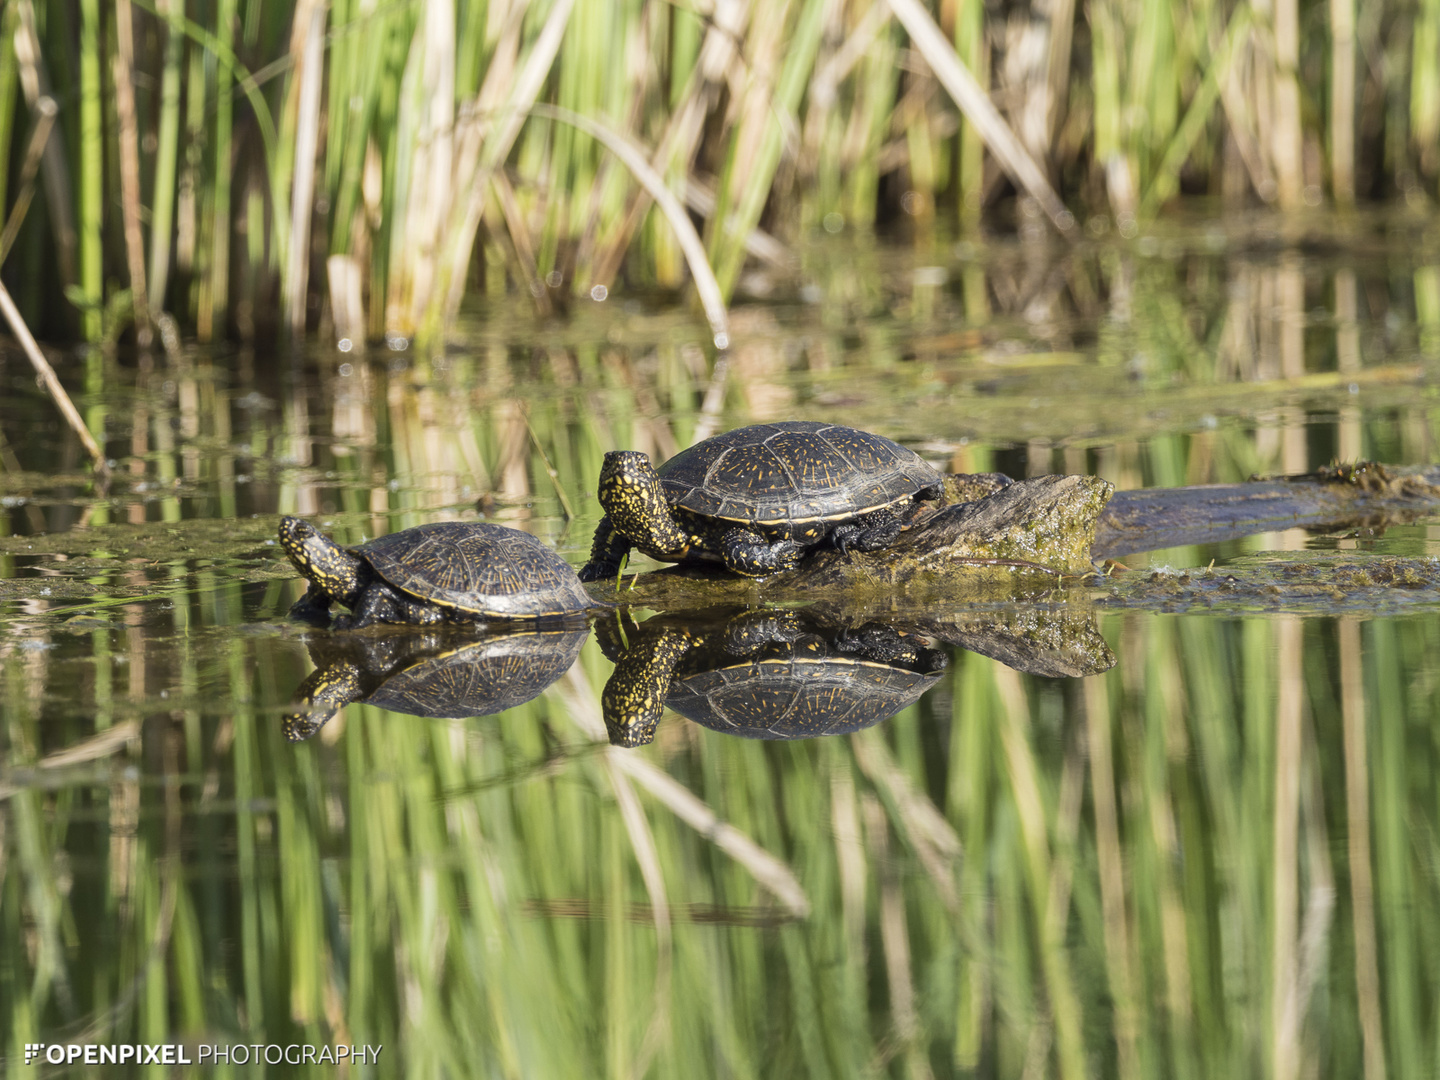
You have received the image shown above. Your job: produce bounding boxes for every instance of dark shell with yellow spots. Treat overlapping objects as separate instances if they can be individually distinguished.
[660,421,940,529]
[359,524,591,616]
[579,421,943,580]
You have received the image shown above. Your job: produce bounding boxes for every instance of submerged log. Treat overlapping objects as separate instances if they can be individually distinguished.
[1094,462,1440,558]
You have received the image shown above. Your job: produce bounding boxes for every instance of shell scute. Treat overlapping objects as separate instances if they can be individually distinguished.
[659,421,939,524]
[362,522,591,618]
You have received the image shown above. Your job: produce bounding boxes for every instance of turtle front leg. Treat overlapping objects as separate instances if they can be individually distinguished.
[718,527,802,576]
[334,582,442,630]
[288,584,335,626]
[830,506,903,554]
[579,517,633,582]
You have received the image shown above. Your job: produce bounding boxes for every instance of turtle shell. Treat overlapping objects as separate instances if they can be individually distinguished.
[359,521,592,618]
[657,421,941,526]
[666,652,943,740]
[366,628,589,718]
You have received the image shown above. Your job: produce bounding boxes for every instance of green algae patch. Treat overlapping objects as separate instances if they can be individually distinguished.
[783,473,1113,593]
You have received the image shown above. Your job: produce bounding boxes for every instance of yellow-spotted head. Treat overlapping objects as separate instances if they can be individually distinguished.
[278,516,365,607]
[597,452,690,558]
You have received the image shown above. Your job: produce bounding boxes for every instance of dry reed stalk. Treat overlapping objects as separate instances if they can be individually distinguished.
[886,0,1075,234]
[488,170,551,315]
[1001,12,1053,163]
[12,1,76,286]
[724,0,789,196]
[400,0,457,332]
[284,2,326,338]
[1044,0,1075,145]
[588,0,753,291]
[326,255,366,350]
[1330,0,1355,204]
[567,1,660,289]
[683,180,789,269]
[436,7,523,321]
[0,279,107,474]
[0,96,56,263]
[112,0,151,346]
[1265,0,1303,207]
[433,0,575,330]
[533,104,732,349]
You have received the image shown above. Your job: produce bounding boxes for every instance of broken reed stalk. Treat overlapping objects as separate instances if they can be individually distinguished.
[112,0,151,346]
[0,278,108,475]
[884,0,1075,235]
[0,95,56,263]
[283,3,325,339]
[530,103,732,350]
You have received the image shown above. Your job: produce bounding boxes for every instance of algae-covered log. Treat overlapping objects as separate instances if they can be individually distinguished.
[583,473,1115,610]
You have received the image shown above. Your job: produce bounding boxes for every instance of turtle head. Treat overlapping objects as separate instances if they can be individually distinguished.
[278,516,365,606]
[597,451,690,558]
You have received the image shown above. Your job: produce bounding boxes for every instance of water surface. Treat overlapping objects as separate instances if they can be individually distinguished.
[4,219,1440,1076]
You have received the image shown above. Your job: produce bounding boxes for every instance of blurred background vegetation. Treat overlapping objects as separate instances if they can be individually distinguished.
[4,0,1438,346]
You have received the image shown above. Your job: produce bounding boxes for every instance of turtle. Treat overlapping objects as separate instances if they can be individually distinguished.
[578,421,944,581]
[282,626,589,741]
[279,516,598,629]
[596,608,948,746]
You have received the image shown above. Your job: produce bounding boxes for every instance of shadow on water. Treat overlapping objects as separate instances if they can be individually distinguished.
[6,228,1440,1074]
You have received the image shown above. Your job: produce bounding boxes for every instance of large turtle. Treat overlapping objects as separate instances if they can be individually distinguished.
[279,516,598,629]
[282,626,589,741]
[596,609,948,746]
[578,421,943,581]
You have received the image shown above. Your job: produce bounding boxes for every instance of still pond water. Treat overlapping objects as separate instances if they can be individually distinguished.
[4,217,1440,1077]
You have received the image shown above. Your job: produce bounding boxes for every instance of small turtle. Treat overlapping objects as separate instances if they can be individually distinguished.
[597,609,947,746]
[279,516,597,629]
[282,626,589,741]
[578,421,943,581]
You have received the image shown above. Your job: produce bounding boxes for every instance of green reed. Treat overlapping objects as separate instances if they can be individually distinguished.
[3,0,1435,345]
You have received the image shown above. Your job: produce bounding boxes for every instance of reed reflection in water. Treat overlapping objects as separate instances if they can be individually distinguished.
[1,239,1439,1074]
[4,604,1436,1076]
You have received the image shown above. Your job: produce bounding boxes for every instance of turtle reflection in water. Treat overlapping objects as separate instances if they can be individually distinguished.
[596,609,947,747]
[283,626,588,741]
